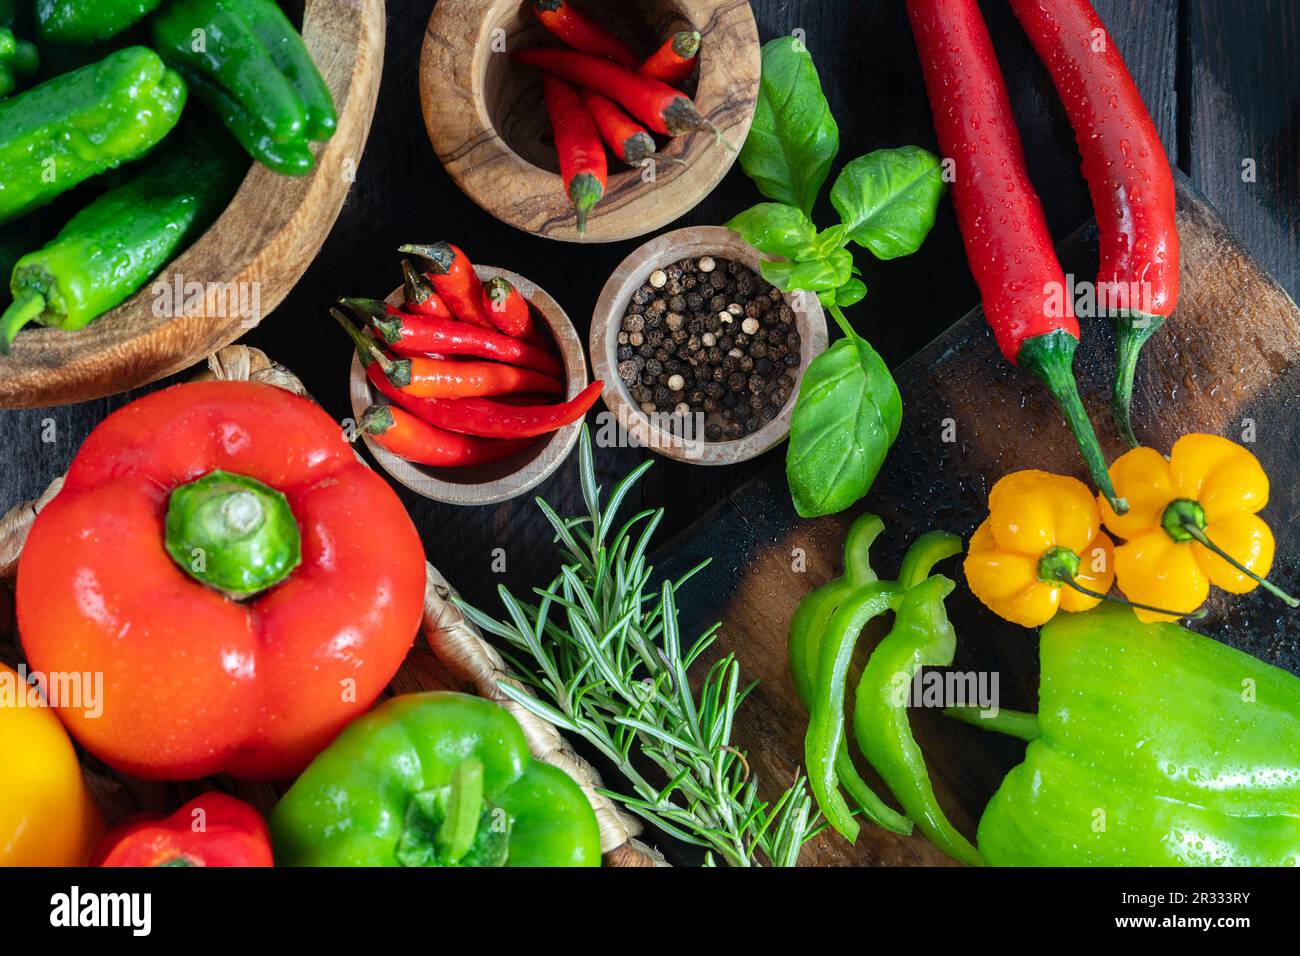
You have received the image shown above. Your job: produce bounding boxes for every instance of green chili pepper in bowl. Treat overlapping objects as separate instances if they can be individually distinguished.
[1,121,247,350]
[34,0,161,45]
[269,692,602,867]
[0,27,36,98]
[0,46,186,225]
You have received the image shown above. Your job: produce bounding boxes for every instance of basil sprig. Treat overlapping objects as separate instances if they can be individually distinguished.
[728,36,944,517]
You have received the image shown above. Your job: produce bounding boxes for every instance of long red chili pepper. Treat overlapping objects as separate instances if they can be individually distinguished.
[640,30,700,86]
[361,404,534,468]
[334,311,562,399]
[580,89,664,166]
[542,74,607,236]
[400,259,454,320]
[1007,0,1179,448]
[341,297,562,375]
[531,0,639,68]
[480,275,546,346]
[338,310,603,439]
[397,242,495,330]
[511,47,722,139]
[906,0,1125,513]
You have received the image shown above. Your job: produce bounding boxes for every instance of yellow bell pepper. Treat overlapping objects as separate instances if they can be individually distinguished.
[1099,433,1298,624]
[965,470,1116,628]
[0,662,103,865]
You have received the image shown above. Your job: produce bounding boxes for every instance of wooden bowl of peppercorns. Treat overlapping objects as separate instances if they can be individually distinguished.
[591,226,827,464]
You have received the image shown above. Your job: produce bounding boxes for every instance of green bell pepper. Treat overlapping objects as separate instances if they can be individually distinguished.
[0,46,186,226]
[270,693,603,867]
[35,0,161,45]
[975,603,1300,866]
[151,0,336,176]
[1,119,246,350]
[0,27,37,98]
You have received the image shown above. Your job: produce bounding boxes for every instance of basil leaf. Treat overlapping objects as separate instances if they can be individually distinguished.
[759,247,852,294]
[831,146,945,260]
[725,203,819,261]
[786,335,902,517]
[740,36,839,216]
[835,278,867,307]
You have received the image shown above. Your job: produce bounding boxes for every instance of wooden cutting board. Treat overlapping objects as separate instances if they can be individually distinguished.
[654,174,1300,867]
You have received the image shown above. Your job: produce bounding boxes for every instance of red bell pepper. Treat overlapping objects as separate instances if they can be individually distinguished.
[16,381,427,781]
[92,793,274,867]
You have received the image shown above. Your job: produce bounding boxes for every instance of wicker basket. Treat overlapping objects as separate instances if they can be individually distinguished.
[0,346,662,868]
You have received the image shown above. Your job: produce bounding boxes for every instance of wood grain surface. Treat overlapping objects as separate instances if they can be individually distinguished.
[420,0,759,242]
[0,0,386,409]
[656,177,1300,866]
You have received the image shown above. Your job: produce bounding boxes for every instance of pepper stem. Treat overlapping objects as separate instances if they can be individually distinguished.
[1111,311,1165,449]
[567,172,603,236]
[942,705,1041,742]
[437,757,485,865]
[1056,573,1208,621]
[1160,499,1299,606]
[0,291,45,354]
[397,242,455,275]
[401,258,437,308]
[164,470,301,599]
[1016,330,1128,514]
[330,307,412,387]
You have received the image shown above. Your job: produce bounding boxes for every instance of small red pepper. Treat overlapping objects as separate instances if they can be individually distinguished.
[580,89,670,166]
[400,258,455,321]
[511,47,720,138]
[481,275,547,346]
[530,0,639,68]
[398,242,495,330]
[361,404,533,468]
[640,30,700,86]
[543,74,607,236]
[92,793,273,867]
[342,297,561,376]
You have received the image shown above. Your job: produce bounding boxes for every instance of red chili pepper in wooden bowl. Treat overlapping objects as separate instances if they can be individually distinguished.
[480,275,546,345]
[906,0,1126,514]
[400,258,454,320]
[640,29,700,86]
[16,380,427,781]
[530,0,639,68]
[92,793,273,867]
[543,74,607,236]
[342,297,561,376]
[398,242,494,329]
[361,404,534,468]
[511,47,723,139]
[1007,0,1179,448]
[580,89,681,167]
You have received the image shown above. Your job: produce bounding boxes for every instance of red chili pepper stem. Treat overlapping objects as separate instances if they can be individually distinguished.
[1112,311,1165,448]
[339,297,402,343]
[399,242,456,275]
[1037,547,1205,620]
[1161,500,1300,607]
[401,259,438,310]
[331,307,413,387]
[1016,330,1127,514]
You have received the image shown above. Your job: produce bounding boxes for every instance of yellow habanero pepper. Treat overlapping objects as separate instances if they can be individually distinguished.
[964,470,1116,628]
[1,662,103,866]
[1099,433,1299,624]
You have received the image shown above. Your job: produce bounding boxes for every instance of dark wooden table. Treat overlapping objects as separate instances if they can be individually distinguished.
[3,0,1297,616]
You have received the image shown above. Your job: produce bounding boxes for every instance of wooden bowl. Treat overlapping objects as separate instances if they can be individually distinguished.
[591,226,829,465]
[0,0,386,409]
[420,0,760,243]
[349,266,589,505]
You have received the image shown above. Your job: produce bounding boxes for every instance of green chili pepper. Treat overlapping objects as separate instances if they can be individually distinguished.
[151,0,336,176]
[35,0,161,45]
[1,121,246,350]
[0,27,36,98]
[975,604,1300,866]
[0,47,186,226]
[270,692,602,867]
[853,574,984,866]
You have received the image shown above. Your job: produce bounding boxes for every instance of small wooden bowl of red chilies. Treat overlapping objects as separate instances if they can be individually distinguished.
[341,241,601,505]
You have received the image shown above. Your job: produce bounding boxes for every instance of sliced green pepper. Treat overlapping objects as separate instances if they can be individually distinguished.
[977,603,1300,866]
[0,47,186,226]
[1,120,246,349]
[854,574,984,866]
[0,27,36,98]
[151,0,336,175]
[270,692,602,867]
[35,0,161,45]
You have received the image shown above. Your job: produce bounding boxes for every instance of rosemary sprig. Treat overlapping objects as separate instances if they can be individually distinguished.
[457,427,815,866]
